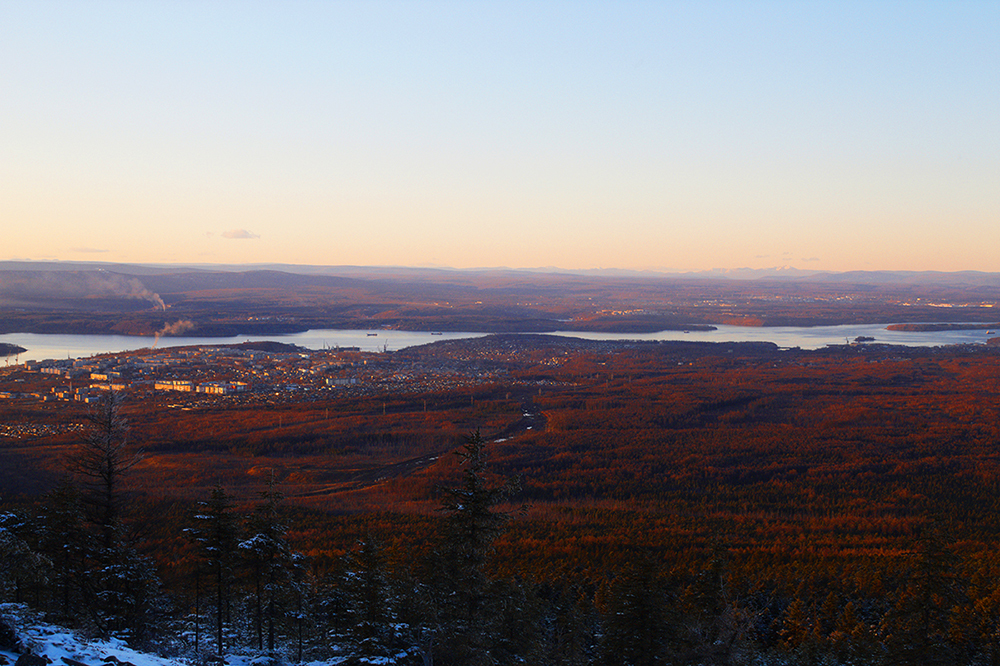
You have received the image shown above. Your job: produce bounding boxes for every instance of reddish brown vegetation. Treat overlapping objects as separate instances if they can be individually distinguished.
[4,339,1000,597]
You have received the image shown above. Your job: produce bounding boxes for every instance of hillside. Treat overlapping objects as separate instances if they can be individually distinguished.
[3,263,1000,336]
[5,332,1000,663]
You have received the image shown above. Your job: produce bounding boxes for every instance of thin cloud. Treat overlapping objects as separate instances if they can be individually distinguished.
[222,229,260,239]
[72,247,109,253]
[801,257,820,262]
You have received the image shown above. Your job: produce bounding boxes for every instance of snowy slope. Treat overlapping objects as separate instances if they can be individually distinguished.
[0,604,413,666]
[0,606,181,666]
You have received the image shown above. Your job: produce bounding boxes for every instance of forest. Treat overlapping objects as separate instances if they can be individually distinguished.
[4,264,1000,337]
[3,336,1000,665]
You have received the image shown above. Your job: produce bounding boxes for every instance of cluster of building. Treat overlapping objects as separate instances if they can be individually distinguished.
[152,379,249,395]
[2,335,572,409]
[0,421,85,439]
[4,344,367,404]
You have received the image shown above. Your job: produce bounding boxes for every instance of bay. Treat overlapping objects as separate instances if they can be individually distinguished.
[0,324,997,362]
[0,330,488,362]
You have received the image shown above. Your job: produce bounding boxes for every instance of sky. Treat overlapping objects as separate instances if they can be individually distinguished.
[1,1,997,273]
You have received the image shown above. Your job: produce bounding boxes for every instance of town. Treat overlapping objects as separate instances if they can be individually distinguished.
[0,336,582,414]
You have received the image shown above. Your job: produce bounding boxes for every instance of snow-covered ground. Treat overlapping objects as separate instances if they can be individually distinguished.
[0,604,400,666]
[0,605,181,666]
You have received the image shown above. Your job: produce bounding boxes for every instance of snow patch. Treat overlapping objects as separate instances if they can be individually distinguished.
[0,605,179,666]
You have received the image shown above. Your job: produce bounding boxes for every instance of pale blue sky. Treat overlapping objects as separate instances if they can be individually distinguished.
[2,1,997,272]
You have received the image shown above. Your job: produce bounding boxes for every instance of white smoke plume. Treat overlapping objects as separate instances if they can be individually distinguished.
[122,279,165,310]
[153,320,196,346]
[0,270,166,310]
[99,272,166,309]
[128,281,166,310]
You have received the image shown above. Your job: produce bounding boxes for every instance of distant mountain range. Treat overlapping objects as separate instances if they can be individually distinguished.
[3,260,999,334]
[4,260,1000,288]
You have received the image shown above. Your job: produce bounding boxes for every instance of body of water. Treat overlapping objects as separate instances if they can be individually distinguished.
[0,330,488,362]
[556,323,999,349]
[1,324,997,362]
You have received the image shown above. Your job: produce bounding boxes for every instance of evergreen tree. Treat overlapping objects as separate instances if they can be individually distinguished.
[881,530,966,666]
[394,569,440,666]
[431,430,522,666]
[68,391,138,552]
[674,545,757,665]
[187,483,241,656]
[241,476,295,655]
[539,583,599,666]
[38,478,88,624]
[97,544,161,644]
[287,551,313,664]
[597,557,674,666]
[342,535,394,659]
[488,577,542,665]
[0,510,49,604]
[67,392,158,640]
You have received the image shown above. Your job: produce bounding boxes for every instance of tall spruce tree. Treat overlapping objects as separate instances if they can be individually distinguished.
[241,476,294,655]
[431,430,522,666]
[287,551,312,664]
[538,583,599,666]
[38,478,88,624]
[69,391,137,552]
[67,392,157,640]
[187,483,241,656]
[342,535,394,659]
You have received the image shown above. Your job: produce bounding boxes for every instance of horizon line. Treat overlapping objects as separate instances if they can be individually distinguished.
[3,259,998,278]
